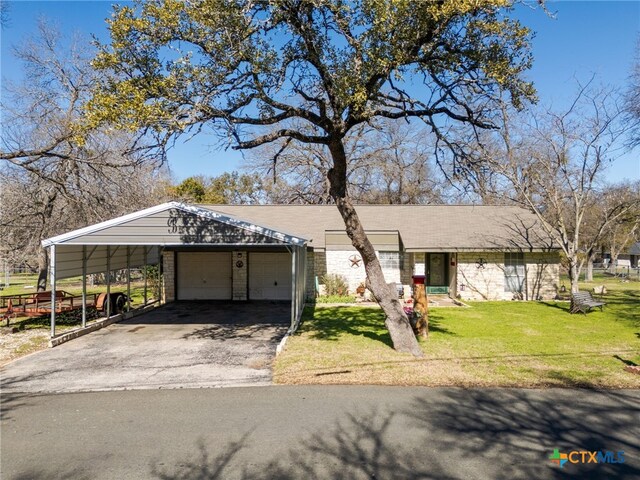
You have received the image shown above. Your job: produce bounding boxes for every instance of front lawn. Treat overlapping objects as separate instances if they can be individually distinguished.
[275,283,640,388]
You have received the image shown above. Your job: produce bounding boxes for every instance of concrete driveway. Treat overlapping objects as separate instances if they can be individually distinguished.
[0,302,290,394]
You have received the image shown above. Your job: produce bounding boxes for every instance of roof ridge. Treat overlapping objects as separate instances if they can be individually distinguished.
[201,203,524,208]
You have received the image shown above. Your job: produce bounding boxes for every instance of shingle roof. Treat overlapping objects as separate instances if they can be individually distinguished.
[203,204,557,252]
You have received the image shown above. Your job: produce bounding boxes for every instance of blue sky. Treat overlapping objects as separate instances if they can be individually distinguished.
[1,0,639,183]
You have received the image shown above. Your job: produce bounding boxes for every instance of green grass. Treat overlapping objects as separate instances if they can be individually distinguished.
[1,274,159,332]
[314,295,358,304]
[275,280,640,388]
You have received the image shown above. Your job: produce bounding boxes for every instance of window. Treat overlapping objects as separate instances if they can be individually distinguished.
[504,252,525,293]
[379,251,401,269]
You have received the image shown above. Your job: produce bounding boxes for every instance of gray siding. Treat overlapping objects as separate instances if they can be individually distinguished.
[54,244,160,280]
[62,209,283,245]
[325,231,400,251]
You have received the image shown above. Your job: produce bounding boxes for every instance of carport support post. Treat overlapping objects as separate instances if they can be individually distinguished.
[50,244,56,338]
[82,245,87,328]
[157,259,161,303]
[126,246,131,312]
[106,246,111,318]
[143,247,148,305]
[290,247,297,330]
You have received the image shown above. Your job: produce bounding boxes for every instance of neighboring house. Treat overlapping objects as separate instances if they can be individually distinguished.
[599,242,640,269]
[42,203,560,319]
[629,242,640,268]
[616,242,640,269]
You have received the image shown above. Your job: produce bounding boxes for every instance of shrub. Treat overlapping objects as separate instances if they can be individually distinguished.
[321,273,349,296]
[315,295,357,304]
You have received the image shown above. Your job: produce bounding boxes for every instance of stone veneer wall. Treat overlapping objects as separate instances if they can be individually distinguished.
[232,251,247,301]
[306,250,316,300]
[457,251,559,301]
[162,252,175,303]
[325,250,368,293]
[322,250,406,294]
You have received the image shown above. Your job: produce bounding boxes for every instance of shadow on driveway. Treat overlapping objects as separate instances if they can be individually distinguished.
[0,302,290,394]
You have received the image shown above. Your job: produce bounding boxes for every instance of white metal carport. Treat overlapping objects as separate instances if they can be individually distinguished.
[42,202,308,340]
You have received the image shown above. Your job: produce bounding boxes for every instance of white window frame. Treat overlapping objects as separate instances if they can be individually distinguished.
[379,251,401,269]
[504,252,525,293]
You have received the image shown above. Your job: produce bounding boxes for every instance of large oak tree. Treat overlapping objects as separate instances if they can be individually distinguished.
[87,0,535,356]
[458,81,640,293]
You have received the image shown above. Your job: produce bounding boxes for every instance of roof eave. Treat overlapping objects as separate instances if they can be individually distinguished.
[42,202,308,248]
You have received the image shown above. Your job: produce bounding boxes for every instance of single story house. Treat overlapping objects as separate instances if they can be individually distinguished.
[42,202,560,334]
[600,242,640,269]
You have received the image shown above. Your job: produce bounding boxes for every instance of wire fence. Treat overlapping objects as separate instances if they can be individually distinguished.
[588,265,640,282]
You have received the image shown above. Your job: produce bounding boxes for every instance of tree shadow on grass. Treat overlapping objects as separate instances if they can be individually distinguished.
[613,354,638,367]
[426,310,456,337]
[539,292,640,329]
[301,305,395,347]
[538,301,571,313]
[601,289,640,328]
[8,308,100,331]
[301,305,454,349]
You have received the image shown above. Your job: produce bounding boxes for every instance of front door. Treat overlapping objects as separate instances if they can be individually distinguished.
[427,253,446,287]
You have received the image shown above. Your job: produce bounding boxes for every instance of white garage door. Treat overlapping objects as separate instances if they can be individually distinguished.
[177,252,232,300]
[249,252,292,300]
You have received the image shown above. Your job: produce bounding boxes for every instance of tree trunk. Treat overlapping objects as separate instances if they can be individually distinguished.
[585,259,593,282]
[37,248,48,291]
[568,259,580,293]
[585,249,595,282]
[328,139,423,357]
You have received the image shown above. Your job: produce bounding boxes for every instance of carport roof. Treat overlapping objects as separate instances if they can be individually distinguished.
[42,202,308,247]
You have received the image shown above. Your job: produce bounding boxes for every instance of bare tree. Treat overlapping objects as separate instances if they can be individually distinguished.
[581,181,640,280]
[469,81,639,293]
[602,182,640,269]
[0,21,166,288]
[351,122,447,205]
[625,39,640,147]
[251,121,446,205]
[0,1,9,28]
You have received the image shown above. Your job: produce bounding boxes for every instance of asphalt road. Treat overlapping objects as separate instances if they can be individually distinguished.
[1,386,638,480]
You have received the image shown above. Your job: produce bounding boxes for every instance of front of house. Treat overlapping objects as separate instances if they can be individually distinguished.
[208,204,559,302]
[42,202,560,334]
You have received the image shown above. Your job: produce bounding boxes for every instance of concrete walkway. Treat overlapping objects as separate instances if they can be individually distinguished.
[1,386,638,479]
[0,302,289,394]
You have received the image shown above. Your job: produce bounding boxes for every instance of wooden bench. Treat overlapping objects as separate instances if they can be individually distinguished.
[570,291,605,314]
